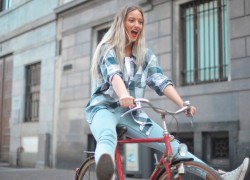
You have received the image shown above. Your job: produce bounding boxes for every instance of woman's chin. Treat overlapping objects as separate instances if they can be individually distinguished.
[129,38,137,43]
[126,38,137,46]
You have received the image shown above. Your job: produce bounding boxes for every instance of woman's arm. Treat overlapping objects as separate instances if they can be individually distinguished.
[163,85,196,116]
[111,75,135,108]
[163,85,184,107]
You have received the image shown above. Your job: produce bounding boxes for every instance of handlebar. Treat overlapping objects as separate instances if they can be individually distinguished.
[121,98,191,118]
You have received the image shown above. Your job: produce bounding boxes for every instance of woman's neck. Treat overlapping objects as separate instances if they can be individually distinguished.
[125,42,133,57]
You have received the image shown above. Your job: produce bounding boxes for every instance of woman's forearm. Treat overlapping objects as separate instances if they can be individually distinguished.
[111,75,134,107]
[163,85,184,107]
[111,75,129,98]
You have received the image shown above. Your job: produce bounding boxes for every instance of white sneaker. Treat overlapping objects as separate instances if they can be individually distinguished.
[221,157,249,180]
[96,153,115,180]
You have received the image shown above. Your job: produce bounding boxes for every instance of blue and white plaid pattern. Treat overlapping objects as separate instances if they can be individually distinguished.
[85,48,173,135]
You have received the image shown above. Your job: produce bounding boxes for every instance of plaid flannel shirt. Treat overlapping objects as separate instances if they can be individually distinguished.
[85,48,173,135]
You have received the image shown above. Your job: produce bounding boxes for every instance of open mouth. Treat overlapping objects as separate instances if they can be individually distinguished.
[131,30,138,39]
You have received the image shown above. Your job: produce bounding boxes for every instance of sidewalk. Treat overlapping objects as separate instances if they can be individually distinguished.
[0,162,148,180]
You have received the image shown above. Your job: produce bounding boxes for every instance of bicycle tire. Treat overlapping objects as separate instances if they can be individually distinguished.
[75,156,118,180]
[75,156,96,180]
[157,161,221,180]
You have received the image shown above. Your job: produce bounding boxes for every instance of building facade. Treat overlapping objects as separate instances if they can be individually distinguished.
[0,0,250,178]
[0,0,58,168]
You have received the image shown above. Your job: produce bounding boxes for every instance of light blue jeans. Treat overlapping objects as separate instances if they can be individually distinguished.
[88,107,205,165]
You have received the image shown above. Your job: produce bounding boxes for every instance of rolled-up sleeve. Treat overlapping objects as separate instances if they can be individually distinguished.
[99,49,123,84]
[145,50,173,96]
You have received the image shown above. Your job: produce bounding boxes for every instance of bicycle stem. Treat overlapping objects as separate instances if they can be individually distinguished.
[161,114,170,135]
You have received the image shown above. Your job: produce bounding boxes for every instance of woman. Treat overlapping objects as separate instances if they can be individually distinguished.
[85,5,249,180]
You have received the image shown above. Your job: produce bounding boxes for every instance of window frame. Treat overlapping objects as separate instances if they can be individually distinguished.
[90,23,111,93]
[24,62,41,122]
[202,131,229,169]
[173,0,230,86]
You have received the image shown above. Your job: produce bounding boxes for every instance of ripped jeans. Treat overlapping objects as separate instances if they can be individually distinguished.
[87,107,205,165]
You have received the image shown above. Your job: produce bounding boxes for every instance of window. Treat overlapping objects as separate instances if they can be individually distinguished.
[0,0,11,11]
[24,62,41,122]
[97,28,109,43]
[91,26,109,93]
[203,131,229,168]
[211,136,229,159]
[181,0,228,85]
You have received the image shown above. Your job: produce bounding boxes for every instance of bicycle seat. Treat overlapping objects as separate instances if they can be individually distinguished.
[116,125,128,139]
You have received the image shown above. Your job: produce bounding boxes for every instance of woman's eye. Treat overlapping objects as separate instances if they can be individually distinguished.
[127,18,143,25]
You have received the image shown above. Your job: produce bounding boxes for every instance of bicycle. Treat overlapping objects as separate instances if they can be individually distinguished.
[75,98,221,180]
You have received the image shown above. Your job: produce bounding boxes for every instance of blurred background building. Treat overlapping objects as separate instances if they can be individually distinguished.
[0,0,249,178]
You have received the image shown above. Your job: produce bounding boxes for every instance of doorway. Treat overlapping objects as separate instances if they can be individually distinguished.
[0,55,13,162]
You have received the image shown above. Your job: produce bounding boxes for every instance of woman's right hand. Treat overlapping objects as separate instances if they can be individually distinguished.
[119,96,135,108]
[111,75,135,108]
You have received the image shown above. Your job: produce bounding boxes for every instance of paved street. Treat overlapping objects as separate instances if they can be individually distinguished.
[0,163,147,180]
[0,166,75,180]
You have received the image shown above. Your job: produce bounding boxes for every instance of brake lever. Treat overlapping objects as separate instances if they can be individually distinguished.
[184,100,194,127]
[175,106,189,114]
[174,101,194,127]
[189,114,194,127]
[120,101,142,117]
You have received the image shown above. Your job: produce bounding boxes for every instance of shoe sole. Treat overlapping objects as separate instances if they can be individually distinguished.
[241,158,249,180]
[96,154,114,180]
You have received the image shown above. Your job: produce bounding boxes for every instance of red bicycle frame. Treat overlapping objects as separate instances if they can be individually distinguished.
[115,133,174,180]
[113,98,190,180]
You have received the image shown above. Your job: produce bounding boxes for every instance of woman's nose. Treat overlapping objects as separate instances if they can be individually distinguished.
[134,21,141,28]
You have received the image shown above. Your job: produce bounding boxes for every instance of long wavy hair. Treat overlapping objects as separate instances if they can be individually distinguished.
[91,5,147,78]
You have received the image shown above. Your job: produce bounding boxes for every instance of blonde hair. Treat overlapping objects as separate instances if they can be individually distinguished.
[91,5,146,78]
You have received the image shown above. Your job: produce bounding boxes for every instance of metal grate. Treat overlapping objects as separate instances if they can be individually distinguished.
[203,131,229,161]
[212,137,229,158]
[181,0,228,85]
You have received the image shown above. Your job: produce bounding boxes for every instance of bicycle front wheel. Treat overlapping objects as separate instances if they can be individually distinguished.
[75,156,96,180]
[158,161,221,180]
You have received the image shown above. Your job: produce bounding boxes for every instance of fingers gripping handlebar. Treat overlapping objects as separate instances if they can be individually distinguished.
[121,98,192,117]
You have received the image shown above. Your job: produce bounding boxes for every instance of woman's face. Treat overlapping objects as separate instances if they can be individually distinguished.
[125,9,143,43]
